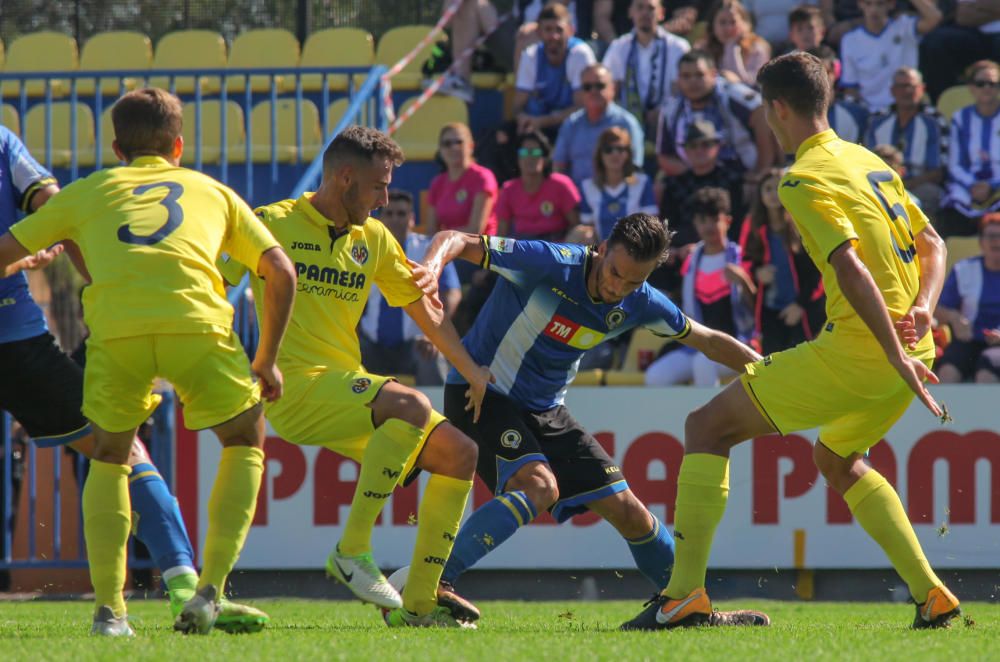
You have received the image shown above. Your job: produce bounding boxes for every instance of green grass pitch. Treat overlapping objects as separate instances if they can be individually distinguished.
[1,599,996,661]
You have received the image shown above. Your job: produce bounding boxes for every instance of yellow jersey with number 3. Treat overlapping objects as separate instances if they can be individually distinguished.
[9,156,278,342]
[778,129,934,358]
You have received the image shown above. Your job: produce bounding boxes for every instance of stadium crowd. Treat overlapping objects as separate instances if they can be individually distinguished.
[359,0,999,384]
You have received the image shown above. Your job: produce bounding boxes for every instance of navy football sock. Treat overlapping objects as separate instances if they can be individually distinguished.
[442,490,538,584]
[626,515,675,589]
[128,463,196,575]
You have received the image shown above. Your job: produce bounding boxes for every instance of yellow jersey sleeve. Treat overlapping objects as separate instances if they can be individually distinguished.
[221,192,280,276]
[779,174,859,263]
[903,189,929,237]
[371,221,422,307]
[8,182,79,252]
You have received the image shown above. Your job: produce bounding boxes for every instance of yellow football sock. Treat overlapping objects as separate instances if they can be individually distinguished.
[82,460,132,617]
[845,470,941,603]
[663,453,730,598]
[338,418,423,556]
[403,474,472,616]
[199,446,264,593]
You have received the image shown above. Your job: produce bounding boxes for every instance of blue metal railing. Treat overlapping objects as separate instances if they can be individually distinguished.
[0,65,383,206]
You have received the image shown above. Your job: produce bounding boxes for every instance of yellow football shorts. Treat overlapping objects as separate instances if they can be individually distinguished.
[264,368,447,485]
[740,326,933,458]
[83,331,260,433]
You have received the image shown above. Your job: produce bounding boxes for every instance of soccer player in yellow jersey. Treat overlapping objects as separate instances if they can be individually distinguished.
[623,52,962,631]
[0,89,297,636]
[221,126,491,628]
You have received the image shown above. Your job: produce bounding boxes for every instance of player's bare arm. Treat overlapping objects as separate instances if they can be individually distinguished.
[895,223,946,350]
[422,230,486,278]
[678,318,763,372]
[252,246,297,402]
[829,241,942,417]
[405,294,494,423]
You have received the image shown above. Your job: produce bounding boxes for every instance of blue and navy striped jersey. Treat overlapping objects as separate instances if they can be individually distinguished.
[864,104,946,176]
[0,126,57,344]
[447,237,690,411]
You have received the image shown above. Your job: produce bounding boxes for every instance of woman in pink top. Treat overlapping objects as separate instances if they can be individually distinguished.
[496,130,580,241]
[426,122,498,235]
[699,0,771,87]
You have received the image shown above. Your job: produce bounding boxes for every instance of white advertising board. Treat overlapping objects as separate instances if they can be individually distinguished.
[175,385,1000,570]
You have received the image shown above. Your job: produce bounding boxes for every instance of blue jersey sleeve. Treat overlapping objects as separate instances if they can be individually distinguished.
[2,127,56,212]
[640,284,691,338]
[480,235,586,287]
[939,267,960,310]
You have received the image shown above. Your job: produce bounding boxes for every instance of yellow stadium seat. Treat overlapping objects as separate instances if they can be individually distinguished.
[0,38,5,68]
[24,102,95,167]
[470,72,505,89]
[249,99,322,163]
[945,236,981,273]
[937,85,974,122]
[2,31,78,98]
[603,371,645,386]
[620,327,670,372]
[392,95,468,160]
[96,107,117,166]
[301,28,374,92]
[572,369,604,386]
[227,29,300,94]
[182,100,247,165]
[78,31,152,96]
[325,98,351,133]
[375,25,436,90]
[151,30,226,95]
[1,104,19,136]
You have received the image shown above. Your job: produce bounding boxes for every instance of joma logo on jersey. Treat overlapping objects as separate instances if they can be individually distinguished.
[296,262,367,289]
[543,314,605,349]
[291,241,320,252]
[352,377,372,393]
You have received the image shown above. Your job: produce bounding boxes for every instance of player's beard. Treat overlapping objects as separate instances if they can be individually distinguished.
[342,182,368,226]
[595,265,622,305]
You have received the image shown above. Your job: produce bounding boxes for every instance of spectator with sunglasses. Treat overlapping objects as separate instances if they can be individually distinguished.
[497,130,581,240]
[553,63,644,189]
[576,127,658,243]
[426,122,499,236]
[939,60,1000,238]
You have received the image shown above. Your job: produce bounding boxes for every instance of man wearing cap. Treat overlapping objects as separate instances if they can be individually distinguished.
[660,120,745,246]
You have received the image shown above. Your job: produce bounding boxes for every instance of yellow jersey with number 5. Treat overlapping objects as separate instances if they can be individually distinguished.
[9,156,278,342]
[778,129,934,358]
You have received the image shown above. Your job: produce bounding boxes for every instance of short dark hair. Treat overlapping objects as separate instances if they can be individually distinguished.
[806,45,837,65]
[516,128,553,176]
[679,49,716,70]
[539,1,572,24]
[607,213,672,266]
[323,125,405,174]
[387,189,413,206]
[112,88,183,160]
[757,52,831,118]
[689,187,731,217]
[789,4,823,27]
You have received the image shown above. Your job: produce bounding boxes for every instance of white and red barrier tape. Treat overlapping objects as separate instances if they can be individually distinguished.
[388,10,513,135]
[381,0,464,126]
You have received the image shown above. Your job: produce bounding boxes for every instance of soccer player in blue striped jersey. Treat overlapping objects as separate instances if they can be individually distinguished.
[418,213,767,626]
